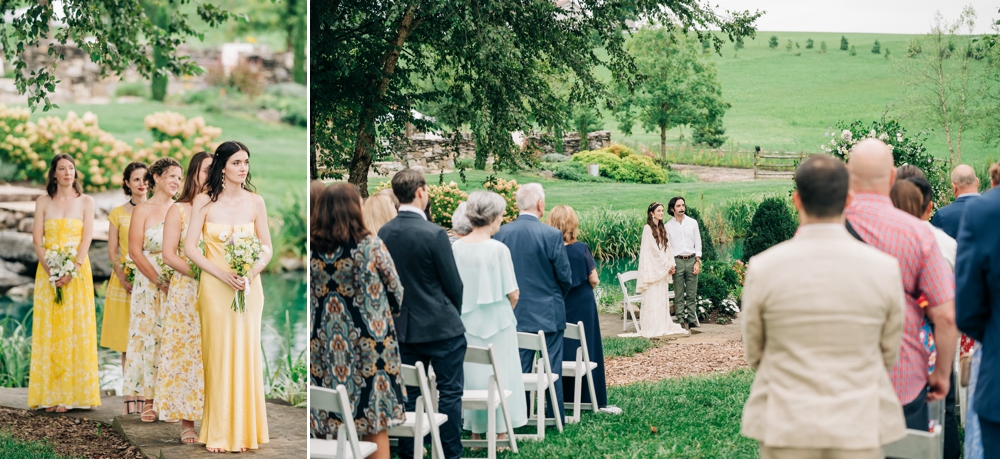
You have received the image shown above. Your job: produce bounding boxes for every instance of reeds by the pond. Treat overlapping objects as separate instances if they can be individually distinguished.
[263,310,306,407]
[0,314,32,388]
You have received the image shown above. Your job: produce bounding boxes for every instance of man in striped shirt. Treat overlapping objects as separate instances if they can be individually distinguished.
[844,139,957,433]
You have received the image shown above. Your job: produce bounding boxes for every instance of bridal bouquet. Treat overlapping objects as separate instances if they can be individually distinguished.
[45,243,79,304]
[224,231,263,313]
[122,256,137,285]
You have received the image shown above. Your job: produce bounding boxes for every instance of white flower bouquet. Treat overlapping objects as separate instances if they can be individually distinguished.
[224,231,263,313]
[45,243,79,304]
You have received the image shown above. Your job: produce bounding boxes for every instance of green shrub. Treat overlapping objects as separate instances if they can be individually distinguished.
[702,260,739,291]
[0,316,31,388]
[806,38,814,49]
[571,146,668,184]
[685,206,717,262]
[541,153,571,162]
[115,81,149,98]
[691,117,727,148]
[820,41,827,53]
[849,45,857,56]
[785,40,793,52]
[742,197,798,262]
[885,48,891,60]
[840,35,849,51]
[872,40,881,54]
[427,182,468,228]
[697,273,728,315]
[455,158,474,169]
[768,36,778,49]
[578,206,644,261]
[184,87,222,105]
[265,82,308,99]
[550,161,605,182]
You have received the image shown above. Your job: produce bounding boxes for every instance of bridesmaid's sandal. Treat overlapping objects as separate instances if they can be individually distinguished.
[181,429,198,444]
[140,402,157,423]
[55,406,68,413]
[44,406,57,413]
[123,399,136,415]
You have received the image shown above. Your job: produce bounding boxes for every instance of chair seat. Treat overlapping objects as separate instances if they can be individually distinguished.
[626,295,642,303]
[387,411,449,437]
[310,438,378,459]
[462,389,513,410]
[882,427,943,458]
[561,361,599,377]
[522,372,559,390]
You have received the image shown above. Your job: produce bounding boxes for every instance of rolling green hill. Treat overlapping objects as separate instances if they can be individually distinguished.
[593,31,997,166]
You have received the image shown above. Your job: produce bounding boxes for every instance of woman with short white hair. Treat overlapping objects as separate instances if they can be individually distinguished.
[451,191,527,445]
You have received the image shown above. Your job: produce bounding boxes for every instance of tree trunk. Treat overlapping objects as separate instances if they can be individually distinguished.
[935,40,955,165]
[660,125,667,161]
[347,3,419,197]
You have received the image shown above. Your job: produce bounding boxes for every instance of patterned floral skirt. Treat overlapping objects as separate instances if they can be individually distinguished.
[154,272,204,420]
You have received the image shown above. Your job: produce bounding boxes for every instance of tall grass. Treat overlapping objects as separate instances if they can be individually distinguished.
[622,141,757,168]
[602,337,659,358]
[268,192,307,270]
[577,206,644,261]
[0,314,32,388]
[262,310,306,407]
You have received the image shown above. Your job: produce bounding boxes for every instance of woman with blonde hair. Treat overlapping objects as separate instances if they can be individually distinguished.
[362,193,397,234]
[547,205,616,414]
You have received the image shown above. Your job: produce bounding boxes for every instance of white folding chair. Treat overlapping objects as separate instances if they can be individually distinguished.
[460,345,519,459]
[310,385,378,459]
[882,398,946,459]
[388,362,449,459]
[561,321,600,424]
[617,271,642,332]
[517,330,564,441]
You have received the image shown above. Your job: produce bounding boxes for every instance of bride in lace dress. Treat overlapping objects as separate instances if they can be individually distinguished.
[636,202,688,338]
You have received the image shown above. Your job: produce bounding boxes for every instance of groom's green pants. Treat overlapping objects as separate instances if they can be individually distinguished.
[672,256,699,325]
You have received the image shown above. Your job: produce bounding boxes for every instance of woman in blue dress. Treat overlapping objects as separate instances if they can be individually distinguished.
[451,191,527,445]
[547,205,618,414]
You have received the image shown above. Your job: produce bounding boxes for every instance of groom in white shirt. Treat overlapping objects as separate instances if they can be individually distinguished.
[665,196,701,329]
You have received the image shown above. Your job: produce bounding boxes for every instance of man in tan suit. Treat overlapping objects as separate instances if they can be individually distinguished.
[741,155,908,459]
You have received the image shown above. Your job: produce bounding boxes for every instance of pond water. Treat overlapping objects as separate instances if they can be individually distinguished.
[0,272,307,393]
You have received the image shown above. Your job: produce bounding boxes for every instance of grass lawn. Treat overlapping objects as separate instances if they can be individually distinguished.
[461,369,758,458]
[28,101,307,207]
[602,336,662,358]
[590,31,998,167]
[369,170,792,215]
[0,432,79,459]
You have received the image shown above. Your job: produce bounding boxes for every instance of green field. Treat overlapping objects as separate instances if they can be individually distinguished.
[29,101,307,206]
[369,170,791,215]
[593,31,997,166]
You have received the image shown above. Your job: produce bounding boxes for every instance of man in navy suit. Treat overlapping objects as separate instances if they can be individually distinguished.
[493,183,573,422]
[931,164,981,238]
[955,179,1000,455]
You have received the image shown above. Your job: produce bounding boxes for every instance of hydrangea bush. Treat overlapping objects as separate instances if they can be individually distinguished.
[482,175,520,224]
[427,181,468,228]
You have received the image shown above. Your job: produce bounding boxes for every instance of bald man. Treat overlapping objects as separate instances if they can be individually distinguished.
[931,164,981,239]
[843,139,957,436]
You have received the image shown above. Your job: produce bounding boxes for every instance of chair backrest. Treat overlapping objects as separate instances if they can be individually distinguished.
[310,385,364,458]
[564,321,591,363]
[464,345,505,390]
[400,362,437,416]
[617,271,639,296]
[517,330,554,374]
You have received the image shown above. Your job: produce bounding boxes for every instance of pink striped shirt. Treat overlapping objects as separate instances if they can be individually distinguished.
[844,193,954,405]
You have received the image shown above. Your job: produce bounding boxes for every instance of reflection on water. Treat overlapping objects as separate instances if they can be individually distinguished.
[0,272,307,393]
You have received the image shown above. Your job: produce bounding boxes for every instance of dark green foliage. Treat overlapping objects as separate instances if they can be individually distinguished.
[805,38,814,49]
[691,115,727,147]
[769,35,778,49]
[114,82,149,99]
[785,39,793,52]
[850,45,858,56]
[885,48,891,59]
[699,273,728,312]
[908,39,923,57]
[872,40,881,54]
[685,206,717,262]
[549,161,605,182]
[820,41,828,53]
[702,261,739,291]
[742,197,797,262]
[602,337,658,358]
[0,432,73,459]
[841,35,850,51]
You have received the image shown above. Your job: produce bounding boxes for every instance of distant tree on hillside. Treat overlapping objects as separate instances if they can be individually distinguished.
[786,39,793,52]
[769,36,779,49]
[841,35,849,50]
[820,41,828,53]
[734,37,745,57]
[849,45,857,56]
[806,38,814,49]
[907,39,923,56]
[885,48,891,59]
[872,40,882,54]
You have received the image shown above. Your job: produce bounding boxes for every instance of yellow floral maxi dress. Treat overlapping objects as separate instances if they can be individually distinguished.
[28,218,101,409]
[100,205,132,352]
[154,205,205,421]
[123,222,166,398]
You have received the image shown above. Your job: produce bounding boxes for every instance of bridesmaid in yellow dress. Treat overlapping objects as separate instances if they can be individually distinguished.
[100,161,148,415]
[157,151,212,444]
[28,154,100,412]
[185,141,273,453]
[123,157,183,423]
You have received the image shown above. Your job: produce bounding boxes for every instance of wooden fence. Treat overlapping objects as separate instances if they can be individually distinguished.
[753,150,807,180]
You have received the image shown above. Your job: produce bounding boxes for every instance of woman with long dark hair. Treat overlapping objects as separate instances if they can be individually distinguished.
[310,183,405,459]
[184,141,273,453]
[101,161,148,415]
[28,154,100,412]
[124,157,183,422]
[157,151,212,444]
[634,202,687,338]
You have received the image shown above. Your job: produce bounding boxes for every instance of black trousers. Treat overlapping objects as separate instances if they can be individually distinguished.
[981,416,1000,459]
[944,371,959,459]
[397,334,467,459]
[519,330,565,423]
[903,386,930,431]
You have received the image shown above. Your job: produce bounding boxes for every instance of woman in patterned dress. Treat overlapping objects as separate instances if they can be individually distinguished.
[124,157,183,422]
[28,154,100,412]
[100,161,148,415]
[157,152,212,444]
[310,183,406,459]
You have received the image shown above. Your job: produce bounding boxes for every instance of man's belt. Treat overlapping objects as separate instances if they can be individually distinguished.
[675,254,696,260]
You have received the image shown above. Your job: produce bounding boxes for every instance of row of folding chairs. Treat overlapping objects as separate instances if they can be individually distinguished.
[311,321,603,458]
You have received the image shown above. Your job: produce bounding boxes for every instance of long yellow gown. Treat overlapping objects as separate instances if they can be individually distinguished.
[100,205,131,352]
[198,220,268,451]
[28,218,101,409]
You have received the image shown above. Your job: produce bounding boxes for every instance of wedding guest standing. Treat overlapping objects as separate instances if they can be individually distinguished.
[185,141,273,453]
[309,180,326,218]
[379,169,466,459]
[665,196,702,329]
[157,152,211,444]
[362,192,397,234]
[100,161,148,415]
[547,205,617,414]
[449,202,472,242]
[636,202,687,339]
[932,164,981,239]
[28,154,100,412]
[452,191,527,444]
[494,183,572,423]
[310,183,406,459]
[742,155,907,459]
[124,157,182,422]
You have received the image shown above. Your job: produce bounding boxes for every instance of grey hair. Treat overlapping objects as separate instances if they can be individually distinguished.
[516,183,545,211]
[465,191,507,228]
[451,202,473,236]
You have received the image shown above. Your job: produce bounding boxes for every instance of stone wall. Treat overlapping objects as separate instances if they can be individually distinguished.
[526,130,613,155]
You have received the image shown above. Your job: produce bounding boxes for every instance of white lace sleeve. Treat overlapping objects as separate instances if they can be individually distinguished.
[636,225,671,293]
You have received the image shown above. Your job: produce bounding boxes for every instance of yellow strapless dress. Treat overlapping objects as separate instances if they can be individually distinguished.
[198,220,268,451]
[28,218,101,409]
[100,205,131,352]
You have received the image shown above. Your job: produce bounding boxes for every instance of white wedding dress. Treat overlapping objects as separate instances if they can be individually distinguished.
[634,225,688,338]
